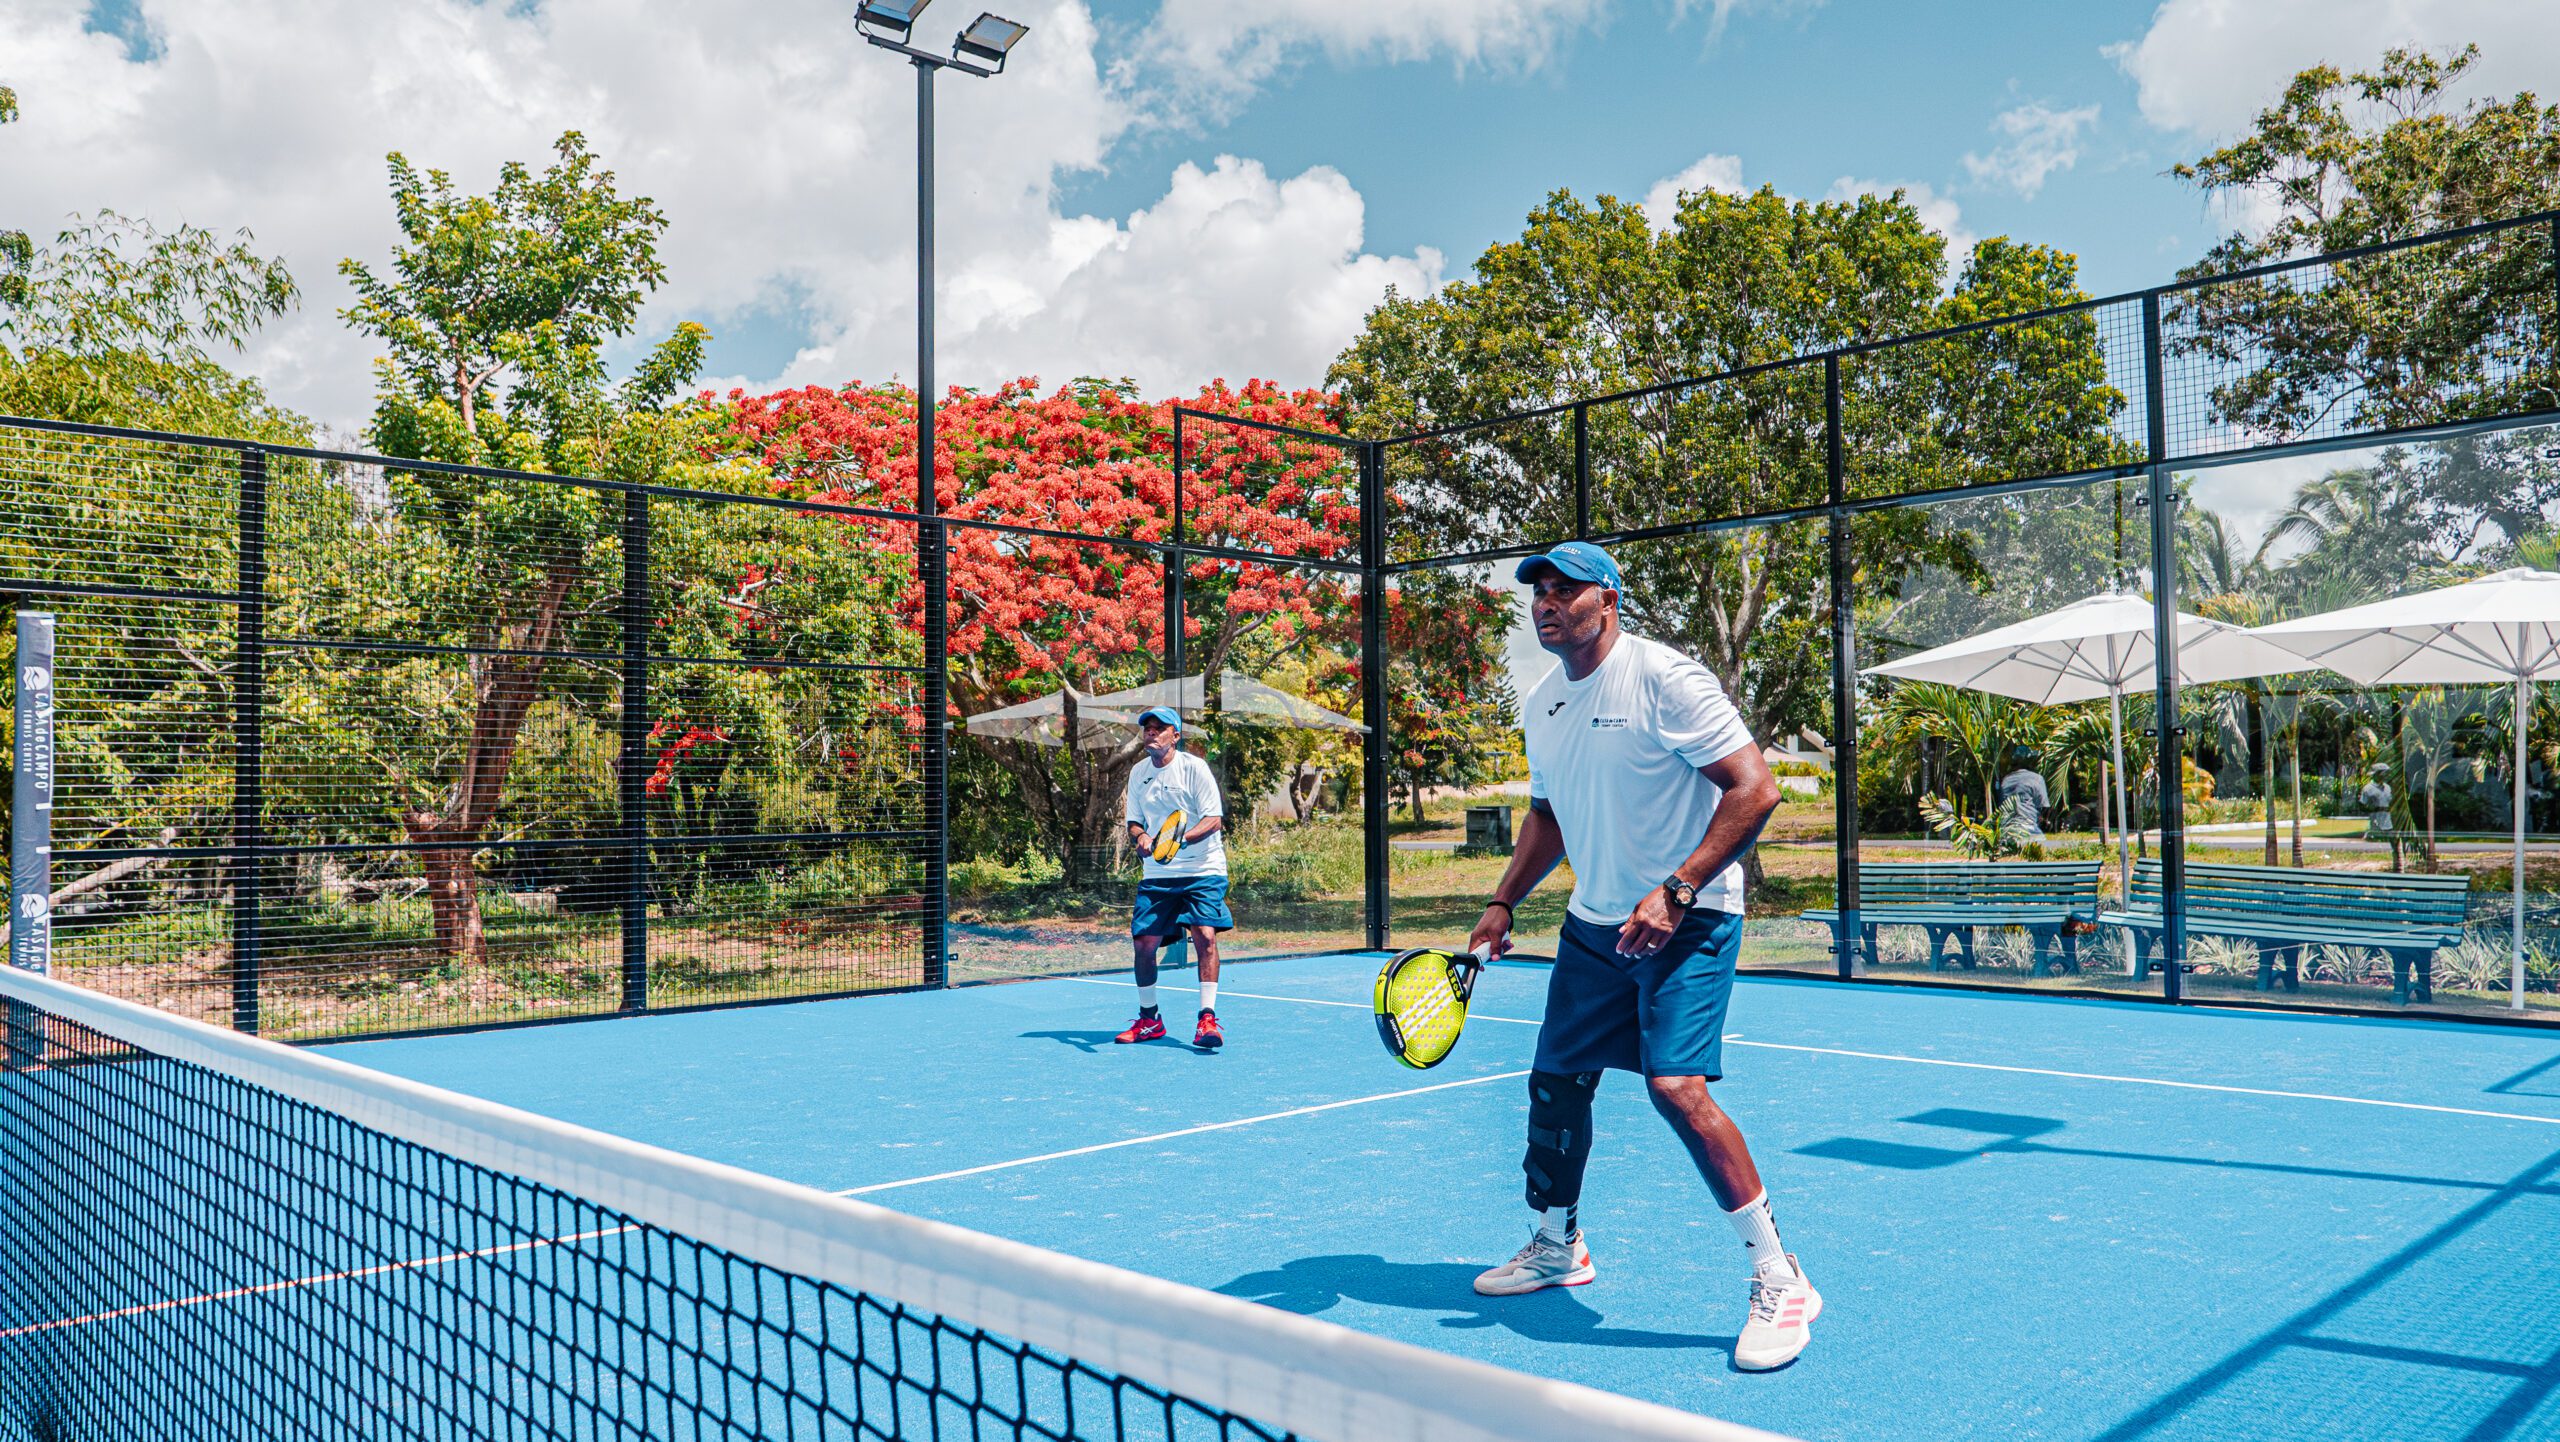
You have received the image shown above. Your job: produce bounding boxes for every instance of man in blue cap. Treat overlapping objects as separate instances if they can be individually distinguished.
[1464,540,1816,1370]
[1115,705,1234,1049]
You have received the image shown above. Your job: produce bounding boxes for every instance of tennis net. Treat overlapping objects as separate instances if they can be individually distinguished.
[0,967,1789,1442]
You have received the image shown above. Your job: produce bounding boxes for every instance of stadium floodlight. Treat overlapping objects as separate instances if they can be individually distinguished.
[854,0,932,42]
[954,13,1029,71]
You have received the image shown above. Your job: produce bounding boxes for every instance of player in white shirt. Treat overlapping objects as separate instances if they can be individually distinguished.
[1464,541,1819,1371]
[1115,706,1233,1050]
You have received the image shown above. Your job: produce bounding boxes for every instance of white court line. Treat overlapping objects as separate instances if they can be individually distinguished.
[832,1068,1532,1197]
[1724,1041,2560,1127]
[1056,975,2560,1130]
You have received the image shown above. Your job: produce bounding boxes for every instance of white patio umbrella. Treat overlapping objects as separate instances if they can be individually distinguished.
[964,673,1366,749]
[2256,567,2560,1011]
[1866,592,2313,896]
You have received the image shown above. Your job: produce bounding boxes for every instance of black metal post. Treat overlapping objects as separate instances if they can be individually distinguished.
[1361,442,1391,950]
[231,448,267,1033]
[1168,407,1184,692]
[1573,403,1591,541]
[916,59,952,987]
[2143,292,2187,1000]
[1825,358,1858,979]
[619,490,650,1012]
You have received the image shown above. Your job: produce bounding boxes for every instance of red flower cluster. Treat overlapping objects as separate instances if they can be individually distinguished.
[644,719,730,797]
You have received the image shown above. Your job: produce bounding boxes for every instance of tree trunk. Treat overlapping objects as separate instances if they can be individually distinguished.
[2288,724,2303,866]
[399,561,581,959]
[2261,703,2278,866]
[2424,776,2440,873]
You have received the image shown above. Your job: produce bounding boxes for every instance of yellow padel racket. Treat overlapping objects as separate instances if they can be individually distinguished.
[1373,944,1491,1069]
[1150,810,1188,864]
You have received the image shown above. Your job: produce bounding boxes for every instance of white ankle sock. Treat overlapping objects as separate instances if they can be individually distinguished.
[1198,980,1218,1013]
[1725,1191,1793,1278]
[1137,984,1159,1012]
[1538,1205,1578,1244]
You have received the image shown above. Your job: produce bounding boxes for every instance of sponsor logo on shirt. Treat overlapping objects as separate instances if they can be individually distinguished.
[1591,716,1628,729]
[1547,700,1568,717]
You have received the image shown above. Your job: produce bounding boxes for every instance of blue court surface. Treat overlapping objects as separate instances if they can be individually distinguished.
[325,954,2560,1442]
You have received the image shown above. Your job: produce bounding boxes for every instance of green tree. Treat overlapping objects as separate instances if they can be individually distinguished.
[1330,184,2133,786]
[332,131,709,957]
[2173,45,2560,442]
[1,85,27,309]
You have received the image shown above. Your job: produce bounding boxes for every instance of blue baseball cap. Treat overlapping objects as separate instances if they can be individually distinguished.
[1514,541,1622,592]
[1137,706,1183,731]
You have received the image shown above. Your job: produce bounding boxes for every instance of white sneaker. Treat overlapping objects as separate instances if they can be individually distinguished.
[1733,1256,1821,1371]
[1472,1229,1596,1296]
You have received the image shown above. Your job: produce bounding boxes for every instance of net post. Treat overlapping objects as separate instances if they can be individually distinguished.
[2142,290,2187,1001]
[9,609,55,1065]
[1825,356,1858,980]
[619,488,650,1012]
[1361,441,1390,951]
[231,447,267,1034]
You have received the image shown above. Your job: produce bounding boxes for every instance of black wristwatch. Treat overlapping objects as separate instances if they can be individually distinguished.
[1661,874,1697,910]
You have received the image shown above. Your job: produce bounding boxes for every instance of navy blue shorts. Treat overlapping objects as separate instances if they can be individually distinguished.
[1533,908,1743,1079]
[1131,877,1235,940]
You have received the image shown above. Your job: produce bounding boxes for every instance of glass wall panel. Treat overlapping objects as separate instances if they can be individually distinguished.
[1610,522,1835,974]
[1850,474,2155,994]
[1175,555,1367,959]
[1379,563,1545,954]
[943,536,1168,983]
[2167,422,2560,1019]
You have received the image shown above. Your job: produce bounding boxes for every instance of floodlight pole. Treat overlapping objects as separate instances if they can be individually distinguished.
[915,56,950,987]
[862,19,1007,988]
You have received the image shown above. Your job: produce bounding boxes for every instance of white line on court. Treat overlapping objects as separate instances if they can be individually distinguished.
[1058,975,2560,1130]
[832,1068,1533,1197]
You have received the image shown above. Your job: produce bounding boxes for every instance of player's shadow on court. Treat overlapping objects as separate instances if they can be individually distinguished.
[1214,1255,1725,1351]
[1020,1029,1216,1055]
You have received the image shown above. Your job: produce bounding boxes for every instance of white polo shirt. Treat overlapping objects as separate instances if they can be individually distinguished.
[1522,634,1758,924]
[1123,749,1228,880]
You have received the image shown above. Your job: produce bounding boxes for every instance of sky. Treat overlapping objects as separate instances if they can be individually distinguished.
[8,0,2558,438]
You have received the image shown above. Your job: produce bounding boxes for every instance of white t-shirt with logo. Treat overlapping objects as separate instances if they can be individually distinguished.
[1522,634,1758,925]
[1123,750,1228,880]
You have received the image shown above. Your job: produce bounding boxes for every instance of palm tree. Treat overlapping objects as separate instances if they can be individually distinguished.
[1869,682,2042,823]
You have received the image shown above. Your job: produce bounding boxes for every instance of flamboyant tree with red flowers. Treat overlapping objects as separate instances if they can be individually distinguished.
[718,376,1370,877]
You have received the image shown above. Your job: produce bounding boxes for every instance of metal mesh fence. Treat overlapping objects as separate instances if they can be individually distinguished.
[2,424,937,1040]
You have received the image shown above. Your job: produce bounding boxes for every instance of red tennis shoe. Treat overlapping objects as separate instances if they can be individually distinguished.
[1114,1014,1167,1044]
[1193,1010,1225,1050]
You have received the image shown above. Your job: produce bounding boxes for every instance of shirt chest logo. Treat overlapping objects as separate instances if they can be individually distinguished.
[1591,716,1629,729]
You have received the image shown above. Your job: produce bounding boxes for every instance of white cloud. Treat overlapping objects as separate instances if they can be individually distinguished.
[2109,0,2560,138]
[1136,0,1609,115]
[2,0,1442,430]
[1826,176,1977,264]
[1641,153,1748,229]
[1672,0,1830,47]
[1962,101,2100,199]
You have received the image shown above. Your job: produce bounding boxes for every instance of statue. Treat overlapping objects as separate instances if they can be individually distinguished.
[1996,749,2049,845]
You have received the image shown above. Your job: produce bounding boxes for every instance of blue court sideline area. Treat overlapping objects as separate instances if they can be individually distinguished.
[325,954,2560,1442]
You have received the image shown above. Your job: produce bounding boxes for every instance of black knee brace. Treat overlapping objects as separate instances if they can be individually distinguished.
[1522,1069,1601,1210]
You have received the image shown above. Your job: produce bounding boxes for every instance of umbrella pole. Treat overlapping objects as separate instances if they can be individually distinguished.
[2109,685,2132,902]
[2517,670,2530,1012]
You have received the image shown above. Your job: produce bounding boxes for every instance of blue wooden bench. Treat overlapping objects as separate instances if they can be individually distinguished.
[1806,861,2103,977]
[2102,860,2469,1004]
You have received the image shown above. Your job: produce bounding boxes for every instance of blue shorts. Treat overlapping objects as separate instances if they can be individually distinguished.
[1533,908,1743,1079]
[1131,877,1235,940]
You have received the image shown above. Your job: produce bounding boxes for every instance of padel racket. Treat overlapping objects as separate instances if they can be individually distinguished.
[1150,809,1188,864]
[1373,944,1491,1069]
